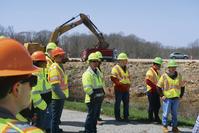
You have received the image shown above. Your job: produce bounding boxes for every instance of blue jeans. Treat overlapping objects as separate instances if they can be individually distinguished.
[162,98,179,127]
[192,115,199,133]
[114,90,129,119]
[51,99,64,133]
[85,98,102,133]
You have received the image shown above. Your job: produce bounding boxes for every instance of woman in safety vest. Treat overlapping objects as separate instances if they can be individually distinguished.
[31,51,52,132]
[157,59,185,133]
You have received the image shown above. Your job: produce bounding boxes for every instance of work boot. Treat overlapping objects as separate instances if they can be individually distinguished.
[97,117,103,121]
[162,126,169,133]
[154,117,161,124]
[172,127,180,133]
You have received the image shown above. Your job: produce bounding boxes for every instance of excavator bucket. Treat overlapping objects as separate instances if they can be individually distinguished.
[24,42,45,55]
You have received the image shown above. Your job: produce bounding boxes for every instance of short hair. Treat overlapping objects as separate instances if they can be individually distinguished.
[0,75,30,99]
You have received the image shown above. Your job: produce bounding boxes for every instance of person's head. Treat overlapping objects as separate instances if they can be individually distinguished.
[51,47,65,63]
[167,59,177,74]
[153,57,163,70]
[117,52,128,67]
[46,42,57,55]
[31,51,47,68]
[88,53,100,69]
[0,38,39,111]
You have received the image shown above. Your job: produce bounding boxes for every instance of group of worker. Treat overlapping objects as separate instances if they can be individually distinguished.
[0,37,198,133]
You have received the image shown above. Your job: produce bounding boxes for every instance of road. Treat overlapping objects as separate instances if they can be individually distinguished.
[60,109,193,133]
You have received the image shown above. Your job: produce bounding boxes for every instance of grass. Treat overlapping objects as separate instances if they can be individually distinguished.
[64,100,195,127]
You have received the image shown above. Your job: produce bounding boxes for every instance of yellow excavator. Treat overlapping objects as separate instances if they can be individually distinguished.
[49,13,116,61]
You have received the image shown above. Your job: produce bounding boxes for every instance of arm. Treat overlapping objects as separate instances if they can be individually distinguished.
[145,79,157,92]
[52,84,66,99]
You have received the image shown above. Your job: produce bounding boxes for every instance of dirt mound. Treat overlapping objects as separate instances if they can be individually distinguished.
[64,61,199,118]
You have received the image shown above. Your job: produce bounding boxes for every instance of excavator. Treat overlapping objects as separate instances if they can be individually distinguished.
[49,13,117,61]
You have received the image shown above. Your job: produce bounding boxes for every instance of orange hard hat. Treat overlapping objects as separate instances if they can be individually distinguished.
[0,38,39,77]
[51,47,65,57]
[31,51,46,62]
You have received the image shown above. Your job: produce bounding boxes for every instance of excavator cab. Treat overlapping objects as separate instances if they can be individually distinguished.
[49,13,116,62]
[24,42,45,55]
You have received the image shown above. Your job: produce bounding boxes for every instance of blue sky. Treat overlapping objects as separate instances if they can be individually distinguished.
[1,0,199,47]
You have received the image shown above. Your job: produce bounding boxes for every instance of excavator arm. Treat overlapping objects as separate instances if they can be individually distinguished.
[49,13,109,49]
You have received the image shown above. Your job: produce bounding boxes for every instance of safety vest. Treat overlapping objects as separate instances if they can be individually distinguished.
[48,62,69,99]
[32,68,52,110]
[82,67,104,103]
[0,118,44,133]
[16,113,28,122]
[145,67,160,92]
[157,73,182,98]
[111,64,130,85]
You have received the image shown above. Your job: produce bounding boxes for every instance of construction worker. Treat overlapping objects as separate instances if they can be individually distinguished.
[0,38,44,132]
[95,51,105,122]
[31,51,52,132]
[82,52,105,133]
[193,115,199,133]
[110,52,131,122]
[45,42,57,71]
[48,47,68,133]
[157,59,185,133]
[145,57,163,123]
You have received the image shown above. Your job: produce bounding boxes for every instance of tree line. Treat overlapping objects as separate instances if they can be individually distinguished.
[1,25,199,59]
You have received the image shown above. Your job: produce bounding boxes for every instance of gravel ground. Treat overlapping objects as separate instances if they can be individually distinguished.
[60,109,193,133]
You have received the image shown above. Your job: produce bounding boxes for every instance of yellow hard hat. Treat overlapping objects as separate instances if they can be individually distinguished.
[117,52,128,60]
[95,51,103,59]
[88,53,99,61]
[153,57,163,65]
[167,59,178,67]
[46,42,57,51]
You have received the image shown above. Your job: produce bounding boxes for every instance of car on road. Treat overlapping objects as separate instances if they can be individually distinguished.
[169,52,189,59]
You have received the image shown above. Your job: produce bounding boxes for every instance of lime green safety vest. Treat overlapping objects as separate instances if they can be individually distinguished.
[16,113,28,122]
[145,67,160,92]
[48,62,69,99]
[0,118,44,133]
[82,67,104,103]
[157,73,182,98]
[32,68,52,110]
[111,64,130,85]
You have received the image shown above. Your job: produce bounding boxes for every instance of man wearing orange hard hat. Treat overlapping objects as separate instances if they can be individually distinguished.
[0,38,44,132]
[48,47,68,133]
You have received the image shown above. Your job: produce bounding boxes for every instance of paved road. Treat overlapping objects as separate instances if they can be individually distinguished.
[60,109,193,133]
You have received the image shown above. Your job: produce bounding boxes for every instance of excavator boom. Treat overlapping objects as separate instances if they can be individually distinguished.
[49,13,109,48]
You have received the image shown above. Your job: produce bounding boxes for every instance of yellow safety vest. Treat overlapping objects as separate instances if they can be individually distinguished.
[157,73,182,98]
[31,68,52,110]
[145,67,160,92]
[82,67,104,103]
[111,64,130,85]
[0,118,44,133]
[16,113,28,122]
[48,62,69,99]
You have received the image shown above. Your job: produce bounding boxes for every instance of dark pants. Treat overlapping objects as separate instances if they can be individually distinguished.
[85,98,103,133]
[51,99,64,133]
[96,97,104,120]
[114,90,129,119]
[147,91,161,121]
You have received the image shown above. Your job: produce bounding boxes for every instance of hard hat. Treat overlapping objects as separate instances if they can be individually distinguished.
[0,38,39,77]
[167,59,178,67]
[88,53,99,61]
[46,42,57,51]
[153,57,163,65]
[117,52,128,60]
[51,47,65,57]
[31,51,46,62]
[95,51,103,59]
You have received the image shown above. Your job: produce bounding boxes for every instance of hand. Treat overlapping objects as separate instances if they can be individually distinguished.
[161,96,166,101]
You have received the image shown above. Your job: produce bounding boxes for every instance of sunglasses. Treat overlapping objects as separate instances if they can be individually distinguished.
[91,60,99,63]
[19,75,38,87]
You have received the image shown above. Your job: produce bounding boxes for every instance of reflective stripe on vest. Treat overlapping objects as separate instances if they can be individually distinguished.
[162,73,181,98]
[0,118,44,133]
[112,64,130,84]
[146,67,160,91]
